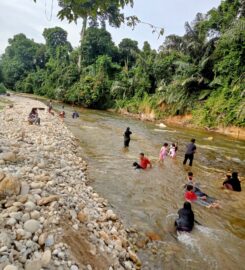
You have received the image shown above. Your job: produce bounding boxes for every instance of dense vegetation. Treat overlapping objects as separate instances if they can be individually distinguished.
[0,0,244,127]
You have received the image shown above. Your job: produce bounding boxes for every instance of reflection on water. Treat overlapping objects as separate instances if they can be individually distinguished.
[60,105,245,269]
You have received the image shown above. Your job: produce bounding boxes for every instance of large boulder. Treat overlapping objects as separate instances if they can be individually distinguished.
[0,152,17,162]
[0,174,21,199]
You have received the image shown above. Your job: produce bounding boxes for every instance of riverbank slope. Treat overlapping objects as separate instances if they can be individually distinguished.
[0,96,140,270]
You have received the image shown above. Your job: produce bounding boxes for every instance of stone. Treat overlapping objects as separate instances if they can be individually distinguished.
[21,213,30,223]
[6,218,16,226]
[24,201,36,212]
[0,152,17,162]
[0,171,5,181]
[106,209,117,221]
[30,182,45,189]
[3,265,18,270]
[24,219,40,233]
[25,259,42,270]
[70,265,79,270]
[30,210,40,220]
[20,182,30,196]
[0,174,21,199]
[45,235,54,247]
[9,212,23,221]
[128,249,141,266]
[37,195,59,206]
[0,232,12,248]
[38,233,47,246]
[0,246,8,252]
[77,211,87,223]
[41,250,51,267]
[146,231,161,241]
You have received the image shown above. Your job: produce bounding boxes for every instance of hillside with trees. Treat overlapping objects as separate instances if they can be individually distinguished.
[0,0,244,127]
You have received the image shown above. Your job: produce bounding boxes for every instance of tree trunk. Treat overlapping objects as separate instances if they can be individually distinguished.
[78,16,88,71]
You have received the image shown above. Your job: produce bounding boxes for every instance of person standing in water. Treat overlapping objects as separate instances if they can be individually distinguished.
[175,202,194,232]
[183,138,196,166]
[124,127,132,148]
[159,143,168,163]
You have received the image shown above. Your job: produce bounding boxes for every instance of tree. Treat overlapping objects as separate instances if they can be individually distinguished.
[0,34,40,89]
[80,27,118,65]
[43,27,72,58]
[118,38,139,67]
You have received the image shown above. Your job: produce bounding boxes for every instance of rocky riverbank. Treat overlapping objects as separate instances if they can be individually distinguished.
[0,96,140,270]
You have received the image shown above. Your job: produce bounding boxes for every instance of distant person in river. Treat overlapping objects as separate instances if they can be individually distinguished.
[28,108,40,125]
[133,153,152,169]
[183,138,196,166]
[184,172,208,197]
[185,185,220,208]
[48,100,53,113]
[223,172,241,192]
[175,202,194,232]
[159,143,168,163]
[59,111,65,119]
[169,143,178,158]
[72,111,79,119]
[124,127,132,147]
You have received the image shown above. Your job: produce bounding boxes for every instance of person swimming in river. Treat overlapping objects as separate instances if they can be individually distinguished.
[159,143,168,163]
[175,202,194,232]
[169,143,178,158]
[183,172,207,197]
[223,171,241,192]
[59,111,65,119]
[72,111,79,119]
[185,185,220,208]
[124,127,132,148]
[133,153,152,169]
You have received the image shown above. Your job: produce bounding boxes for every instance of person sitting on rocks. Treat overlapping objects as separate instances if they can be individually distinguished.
[28,108,40,125]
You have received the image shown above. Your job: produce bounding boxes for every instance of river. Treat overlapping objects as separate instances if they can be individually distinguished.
[58,104,245,270]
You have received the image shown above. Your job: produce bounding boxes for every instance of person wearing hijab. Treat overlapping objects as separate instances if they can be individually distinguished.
[124,127,132,147]
[223,172,241,192]
[175,202,194,232]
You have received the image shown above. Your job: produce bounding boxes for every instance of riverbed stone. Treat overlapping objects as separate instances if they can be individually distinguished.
[0,174,21,199]
[24,220,40,233]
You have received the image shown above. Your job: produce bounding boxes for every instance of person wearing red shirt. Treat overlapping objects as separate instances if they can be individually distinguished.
[133,153,152,169]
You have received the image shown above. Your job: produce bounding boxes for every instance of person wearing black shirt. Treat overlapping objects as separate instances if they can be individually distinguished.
[124,127,132,147]
[183,138,196,166]
[175,202,194,232]
[223,172,241,192]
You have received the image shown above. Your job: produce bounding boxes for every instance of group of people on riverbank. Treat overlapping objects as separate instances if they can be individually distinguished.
[28,101,81,124]
[123,127,242,233]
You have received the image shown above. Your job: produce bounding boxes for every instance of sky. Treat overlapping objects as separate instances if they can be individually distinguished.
[0,0,221,54]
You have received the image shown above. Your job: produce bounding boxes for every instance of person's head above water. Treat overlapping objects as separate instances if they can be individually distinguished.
[191,138,196,143]
[163,143,168,147]
[30,108,37,114]
[186,185,194,191]
[126,127,130,131]
[188,172,193,180]
[183,201,192,210]
[232,172,238,180]
[140,153,144,158]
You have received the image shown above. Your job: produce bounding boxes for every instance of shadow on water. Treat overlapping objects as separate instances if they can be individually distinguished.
[57,104,245,269]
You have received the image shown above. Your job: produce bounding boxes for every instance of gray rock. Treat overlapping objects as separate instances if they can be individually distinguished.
[0,232,12,248]
[21,213,30,223]
[45,234,54,247]
[3,265,18,270]
[25,259,42,270]
[9,212,22,221]
[41,250,51,267]
[6,218,16,226]
[20,182,29,196]
[70,265,79,270]
[24,220,40,233]
[24,201,36,212]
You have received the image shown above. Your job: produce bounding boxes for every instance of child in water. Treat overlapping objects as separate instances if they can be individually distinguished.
[159,143,168,163]
[169,143,178,158]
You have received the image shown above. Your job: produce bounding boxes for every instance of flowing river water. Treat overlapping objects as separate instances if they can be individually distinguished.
[56,104,245,270]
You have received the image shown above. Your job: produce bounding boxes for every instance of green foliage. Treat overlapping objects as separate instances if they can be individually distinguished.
[0,83,7,94]
[1,0,244,127]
